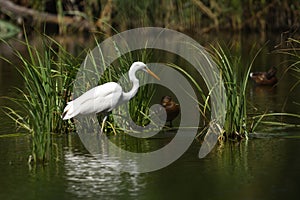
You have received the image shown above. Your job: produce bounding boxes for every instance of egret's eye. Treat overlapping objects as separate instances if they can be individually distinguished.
[142,67,148,72]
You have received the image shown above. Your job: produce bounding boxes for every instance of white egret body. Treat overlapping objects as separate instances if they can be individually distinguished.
[62,62,159,131]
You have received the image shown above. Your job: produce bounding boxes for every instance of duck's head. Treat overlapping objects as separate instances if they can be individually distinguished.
[249,68,278,86]
[160,96,173,107]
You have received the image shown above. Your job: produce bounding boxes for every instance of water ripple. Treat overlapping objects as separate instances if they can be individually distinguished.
[64,148,146,199]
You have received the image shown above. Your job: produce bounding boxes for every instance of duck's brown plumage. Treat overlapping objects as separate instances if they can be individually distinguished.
[160,96,180,127]
[250,67,278,86]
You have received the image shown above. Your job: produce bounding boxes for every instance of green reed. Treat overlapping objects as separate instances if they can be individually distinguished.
[211,43,300,138]
[282,38,300,92]
[3,33,79,162]
[211,44,258,140]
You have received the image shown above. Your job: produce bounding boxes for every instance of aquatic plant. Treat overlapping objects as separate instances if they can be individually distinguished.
[215,39,300,135]
[167,62,210,128]
[251,38,300,127]
[2,31,158,163]
[210,44,257,140]
[283,38,300,92]
[2,33,79,162]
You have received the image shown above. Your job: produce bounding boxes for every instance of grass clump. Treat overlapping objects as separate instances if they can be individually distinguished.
[3,34,79,163]
[210,44,257,140]
[211,41,300,139]
[3,33,158,162]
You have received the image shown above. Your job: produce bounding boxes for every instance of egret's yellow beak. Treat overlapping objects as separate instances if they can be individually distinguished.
[146,68,160,80]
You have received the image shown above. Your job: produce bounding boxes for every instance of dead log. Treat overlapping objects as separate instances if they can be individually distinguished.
[0,0,94,31]
[191,0,219,30]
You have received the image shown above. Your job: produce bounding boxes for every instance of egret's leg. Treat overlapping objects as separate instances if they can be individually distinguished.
[100,115,108,134]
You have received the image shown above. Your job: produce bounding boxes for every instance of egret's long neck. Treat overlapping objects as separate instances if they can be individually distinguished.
[122,69,140,101]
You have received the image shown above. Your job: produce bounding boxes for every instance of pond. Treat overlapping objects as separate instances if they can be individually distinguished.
[0,31,299,200]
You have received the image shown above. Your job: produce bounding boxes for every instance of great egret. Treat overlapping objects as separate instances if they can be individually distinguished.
[160,96,180,127]
[62,61,160,132]
[250,67,278,86]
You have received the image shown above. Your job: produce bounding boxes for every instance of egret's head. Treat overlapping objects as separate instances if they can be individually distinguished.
[131,61,160,80]
[132,61,147,70]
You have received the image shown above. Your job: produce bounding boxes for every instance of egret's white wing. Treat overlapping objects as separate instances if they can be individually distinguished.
[64,82,122,118]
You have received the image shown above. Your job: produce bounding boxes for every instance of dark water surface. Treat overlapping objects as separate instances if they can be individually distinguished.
[1,134,300,200]
[0,32,300,200]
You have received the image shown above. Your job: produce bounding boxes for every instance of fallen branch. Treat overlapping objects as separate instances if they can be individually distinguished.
[191,0,219,29]
[0,0,94,31]
[242,1,277,29]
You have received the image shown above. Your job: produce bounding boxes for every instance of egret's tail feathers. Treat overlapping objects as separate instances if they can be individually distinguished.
[62,102,77,120]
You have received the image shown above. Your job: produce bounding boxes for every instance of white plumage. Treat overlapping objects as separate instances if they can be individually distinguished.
[62,62,160,132]
[62,82,122,120]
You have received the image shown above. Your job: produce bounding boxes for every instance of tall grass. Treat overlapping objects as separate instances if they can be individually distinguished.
[167,62,210,128]
[270,38,300,122]
[3,33,79,163]
[6,33,300,164]
[210,44,257,140]
[210,41,300,138]
[282,38,300,93]
[3,31,157,163]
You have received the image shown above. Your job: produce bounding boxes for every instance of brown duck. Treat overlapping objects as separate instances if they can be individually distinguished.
[160,96,180,127]
[249,67,278,86]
